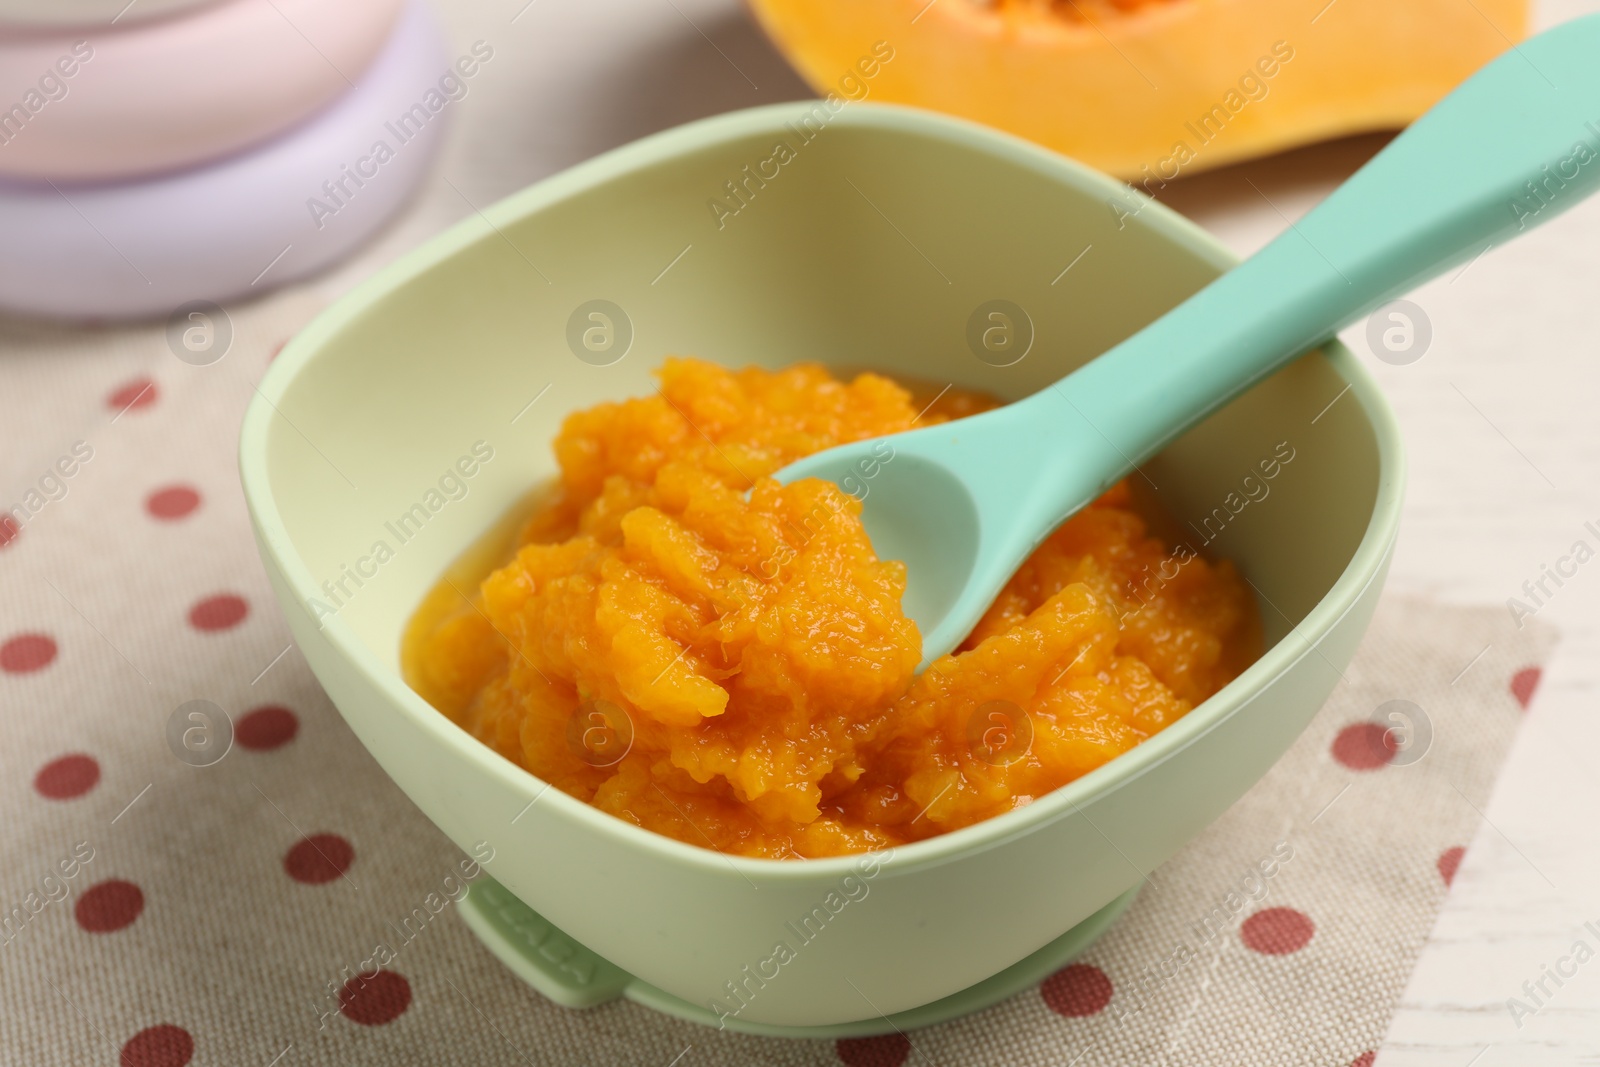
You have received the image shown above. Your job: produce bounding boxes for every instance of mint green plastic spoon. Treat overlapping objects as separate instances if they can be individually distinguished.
[778,15,1600,670]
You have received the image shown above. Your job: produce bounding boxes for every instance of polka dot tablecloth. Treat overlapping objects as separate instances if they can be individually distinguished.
[0,292,1560,1066]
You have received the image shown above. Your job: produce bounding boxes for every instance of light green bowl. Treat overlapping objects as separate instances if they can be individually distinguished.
[239,101,1403,1036]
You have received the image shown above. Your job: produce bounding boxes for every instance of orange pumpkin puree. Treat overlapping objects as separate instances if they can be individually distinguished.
[402,358,1260,859]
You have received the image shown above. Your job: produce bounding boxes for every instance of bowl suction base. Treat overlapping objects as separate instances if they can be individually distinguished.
[459,876,1139,1039]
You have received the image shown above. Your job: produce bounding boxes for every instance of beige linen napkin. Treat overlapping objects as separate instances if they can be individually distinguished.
[0,293,1557,1066]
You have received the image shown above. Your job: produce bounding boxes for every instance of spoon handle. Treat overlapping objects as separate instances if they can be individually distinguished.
[1042,14,1600,479]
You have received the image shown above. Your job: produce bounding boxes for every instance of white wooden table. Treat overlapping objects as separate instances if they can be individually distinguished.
[302,0,1600,1060]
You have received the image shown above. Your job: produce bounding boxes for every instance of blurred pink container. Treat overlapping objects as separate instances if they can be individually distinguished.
[0,0,453,320]
[0,0,403,181]
[0,0,218,29]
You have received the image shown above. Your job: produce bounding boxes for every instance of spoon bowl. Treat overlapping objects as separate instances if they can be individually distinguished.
[778,403,1115,666]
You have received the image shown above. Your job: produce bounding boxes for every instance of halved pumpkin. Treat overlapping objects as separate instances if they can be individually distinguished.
[744,0,1528,179]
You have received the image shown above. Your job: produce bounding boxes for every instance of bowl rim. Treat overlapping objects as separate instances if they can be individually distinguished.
[240,99,1406,884]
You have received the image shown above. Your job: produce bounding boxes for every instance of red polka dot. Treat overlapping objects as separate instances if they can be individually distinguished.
[1240,907,1315,955]
[1331,722,1395,770]
[285,833,353,884]
[0,514,19,550]
[339,969,410,1025]
[237,705,298,751]
[108,378,158,413]
[75,879,144,933]
[120,1024,193,1067]
[146,486,201,520]
[188,594,248,632]
[835,1034,910,1067]
[34,754,100,799]
[1,633,57,673]
[1438,846,1466,887]
[1511,666,1542,709]
[1042,962,1114,1017]
[1349,1053,1376,1067]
